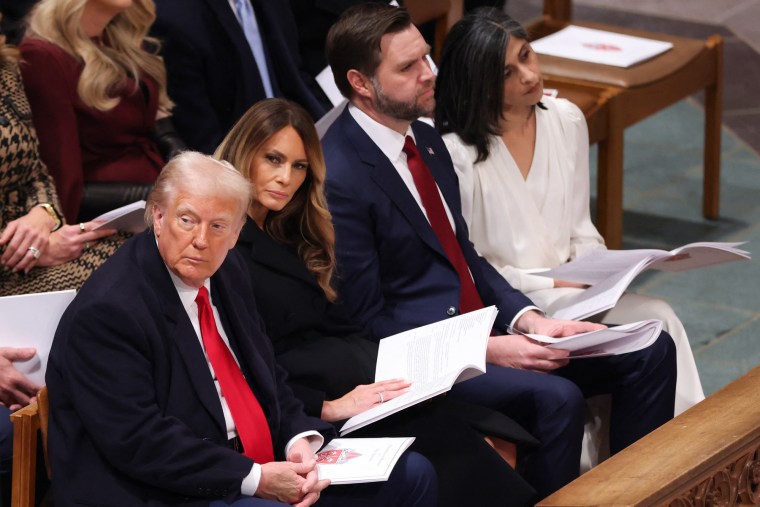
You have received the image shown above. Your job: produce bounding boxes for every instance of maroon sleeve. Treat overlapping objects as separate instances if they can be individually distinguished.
[20,39,84,223]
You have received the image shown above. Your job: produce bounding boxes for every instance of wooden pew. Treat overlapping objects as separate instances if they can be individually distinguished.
[538,365,760,506]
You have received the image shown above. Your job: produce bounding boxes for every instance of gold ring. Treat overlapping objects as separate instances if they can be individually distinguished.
[28,246,41,259]
[79,222,86,233]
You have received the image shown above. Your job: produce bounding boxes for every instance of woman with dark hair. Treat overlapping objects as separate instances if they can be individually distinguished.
[215,98,536,506]
[435,8,702,426]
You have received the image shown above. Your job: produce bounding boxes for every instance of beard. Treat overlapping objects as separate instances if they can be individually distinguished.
[370,78,434,121]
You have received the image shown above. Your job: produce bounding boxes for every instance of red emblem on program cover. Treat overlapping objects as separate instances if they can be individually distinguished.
[582,42,622,51]
[316,448,362,464]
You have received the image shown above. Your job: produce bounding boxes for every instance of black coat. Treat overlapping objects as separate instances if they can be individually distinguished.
[47,230,333,506]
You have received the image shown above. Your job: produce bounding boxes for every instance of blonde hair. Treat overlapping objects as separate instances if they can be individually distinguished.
[214,99,338,302]
[145,151,251,227]
[26,0,172,111]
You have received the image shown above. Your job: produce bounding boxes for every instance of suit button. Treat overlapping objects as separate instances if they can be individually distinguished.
[447,306,457,316]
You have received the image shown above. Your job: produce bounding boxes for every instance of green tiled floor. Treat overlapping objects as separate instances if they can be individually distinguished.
[588,99,760,395]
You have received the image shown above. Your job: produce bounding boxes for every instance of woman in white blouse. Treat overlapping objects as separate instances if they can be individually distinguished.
[435,8,703,417]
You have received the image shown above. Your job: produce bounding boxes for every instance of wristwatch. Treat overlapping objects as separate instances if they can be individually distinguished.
[36,203,63,232]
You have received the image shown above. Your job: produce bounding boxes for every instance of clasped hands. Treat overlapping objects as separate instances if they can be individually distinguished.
[257,438,330,507]
[486,310,606,373]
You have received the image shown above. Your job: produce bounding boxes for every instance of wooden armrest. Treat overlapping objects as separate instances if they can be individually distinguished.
[10,401,40,507]
[537,365,760,506]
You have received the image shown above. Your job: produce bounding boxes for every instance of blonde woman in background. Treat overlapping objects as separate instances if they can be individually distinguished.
[20,0,184,224]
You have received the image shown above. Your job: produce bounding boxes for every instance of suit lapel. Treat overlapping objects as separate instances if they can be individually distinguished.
[339,111,448,260]
[136,232,228,434]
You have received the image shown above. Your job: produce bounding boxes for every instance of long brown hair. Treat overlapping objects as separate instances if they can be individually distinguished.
[214,99,337,301]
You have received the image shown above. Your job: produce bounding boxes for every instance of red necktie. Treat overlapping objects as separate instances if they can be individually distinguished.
[195,287,274,463]
[403,136,484,314]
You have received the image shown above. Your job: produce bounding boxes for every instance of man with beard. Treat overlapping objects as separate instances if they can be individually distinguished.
[320,3,677,501]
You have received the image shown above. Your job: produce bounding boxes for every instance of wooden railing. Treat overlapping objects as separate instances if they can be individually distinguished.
[538,365,760,506]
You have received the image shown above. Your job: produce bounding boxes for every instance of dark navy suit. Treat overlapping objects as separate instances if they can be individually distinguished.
[151,0,330,153]
[322,107,677,500]
[46,231,435,506]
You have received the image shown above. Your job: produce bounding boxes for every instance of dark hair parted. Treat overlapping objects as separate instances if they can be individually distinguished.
[435,8,529,162]
[325,3,412,99]
[214,99,337,301]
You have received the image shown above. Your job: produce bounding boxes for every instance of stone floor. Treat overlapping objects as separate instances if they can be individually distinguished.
[506,1,760,396]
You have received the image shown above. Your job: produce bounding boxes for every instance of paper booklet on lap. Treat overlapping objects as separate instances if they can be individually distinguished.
[92,200,147,233]
[1,290,76,385]
[531,25,674,68]
[339,306,497,436]
[537,242,750,321]
[316,437,415,484]
[526,319,663,359]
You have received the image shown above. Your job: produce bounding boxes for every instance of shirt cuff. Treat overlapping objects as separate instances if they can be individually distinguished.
[240,464,261,496]
[285,431,324,457]
[509,306,543,333]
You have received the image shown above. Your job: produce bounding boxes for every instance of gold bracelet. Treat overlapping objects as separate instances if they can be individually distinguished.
[36,203,63,232]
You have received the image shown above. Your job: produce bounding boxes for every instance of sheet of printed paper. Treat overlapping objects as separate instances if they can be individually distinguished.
[531,25,673,67]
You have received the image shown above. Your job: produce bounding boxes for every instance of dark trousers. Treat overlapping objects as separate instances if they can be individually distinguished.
[209,450,437,506]
[451,331,677,501]
[352,399,535,506]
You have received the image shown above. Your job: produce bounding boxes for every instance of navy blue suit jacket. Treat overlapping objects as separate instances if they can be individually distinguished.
[321,108,534,340]
[46,231,332,506]
[151,0,329,153]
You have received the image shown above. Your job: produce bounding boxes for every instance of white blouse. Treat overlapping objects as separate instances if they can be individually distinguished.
[443,96,605,294]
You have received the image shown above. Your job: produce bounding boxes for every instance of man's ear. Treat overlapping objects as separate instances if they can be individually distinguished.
[152,204,164,236]
[347,69,373,100]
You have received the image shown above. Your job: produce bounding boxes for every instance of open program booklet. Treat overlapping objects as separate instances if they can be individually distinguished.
[538,242,750,321]
[526,320,663,359]
[316,437,415,484]
[339,307,497,436]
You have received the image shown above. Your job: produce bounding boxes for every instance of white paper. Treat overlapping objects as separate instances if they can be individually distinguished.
[527,320,663,358]
[340,307,497,435]
[538,242,750,320]
[1,290,76,385]
[532,25,674,68]
[316,100,348,139]
[92,200,147,233]
[317,437,415,484]
[540,242,749,285]
[316,66,345,107]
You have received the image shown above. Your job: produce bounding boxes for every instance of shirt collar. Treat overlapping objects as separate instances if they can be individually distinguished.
[165,265,211,313]
[348,103,415,163]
